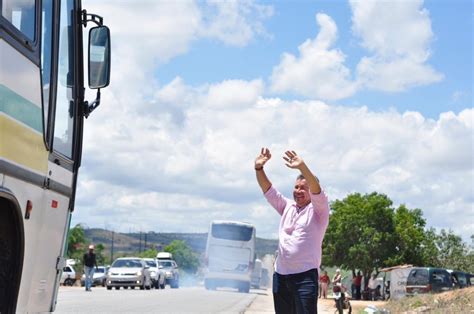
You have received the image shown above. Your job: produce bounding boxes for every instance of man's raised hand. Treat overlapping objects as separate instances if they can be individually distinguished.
[255,147,272,169]
[283,150,304,169]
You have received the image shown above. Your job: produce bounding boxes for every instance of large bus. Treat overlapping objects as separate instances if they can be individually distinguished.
[204,220,256,293]
[0,0,110,312]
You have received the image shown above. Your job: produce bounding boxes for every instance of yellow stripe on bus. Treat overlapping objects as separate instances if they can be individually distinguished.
[0,115,48,174]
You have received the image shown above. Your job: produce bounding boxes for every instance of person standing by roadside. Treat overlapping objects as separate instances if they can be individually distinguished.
[353,270,363,300]
[83,244,98,291]
[255,148,330,314]
[332,269,342,287]
[368,274,377,301]
[319,271,330,299]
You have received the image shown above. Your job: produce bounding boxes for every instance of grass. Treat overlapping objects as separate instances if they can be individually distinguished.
[381,286,474,313]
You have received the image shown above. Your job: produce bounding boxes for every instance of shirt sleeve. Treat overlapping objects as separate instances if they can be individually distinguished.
[311,189,329,224]
[264,186,288,216]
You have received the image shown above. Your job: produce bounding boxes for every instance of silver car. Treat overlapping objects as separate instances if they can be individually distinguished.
[106,257,152,290]
[81,266,108,287]
[158,259,180,288]
[143,258,165,289]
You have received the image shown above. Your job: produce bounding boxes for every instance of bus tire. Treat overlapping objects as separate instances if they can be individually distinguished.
[239,282,250,293]
[0,196,24,314]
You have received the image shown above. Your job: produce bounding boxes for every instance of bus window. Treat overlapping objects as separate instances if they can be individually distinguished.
[1,0,36,41]
[212,224,253,241]
[41,0,53,136]
[53,0,75,158]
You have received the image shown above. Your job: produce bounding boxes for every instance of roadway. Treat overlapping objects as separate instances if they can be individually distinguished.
[55,285,268,313]
[55,285,343,313]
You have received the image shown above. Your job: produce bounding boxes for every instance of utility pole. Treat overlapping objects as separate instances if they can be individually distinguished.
[139,231,142,254]
[144,233,148,251]
[110,230,114,263]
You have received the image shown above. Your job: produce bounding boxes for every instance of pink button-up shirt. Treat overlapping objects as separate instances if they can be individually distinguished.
[265,186,329,275]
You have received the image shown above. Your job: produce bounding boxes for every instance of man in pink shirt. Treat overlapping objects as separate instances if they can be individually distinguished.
[255,148,329,314]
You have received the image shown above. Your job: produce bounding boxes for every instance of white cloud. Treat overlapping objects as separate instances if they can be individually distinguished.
[350,0,444,91]
[205,79,264,109]
[270,13,357,100]
[74,0,470,242]
[74,70,474,240]
[82,0,272,103]
[269,1,443,100]
[200,0,274,46]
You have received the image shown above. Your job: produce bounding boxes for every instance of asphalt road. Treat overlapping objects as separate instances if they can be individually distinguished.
[55,286,263,313]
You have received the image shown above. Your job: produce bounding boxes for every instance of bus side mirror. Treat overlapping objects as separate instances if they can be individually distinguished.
[88,26,110,89]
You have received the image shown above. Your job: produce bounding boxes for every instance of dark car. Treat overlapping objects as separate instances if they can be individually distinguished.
[406,267,453,296]
[448,270,469,289]
[467,273,474,286]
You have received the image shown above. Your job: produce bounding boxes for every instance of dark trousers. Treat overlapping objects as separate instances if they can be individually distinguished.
[355,285,361,300]
[273,268,318,314]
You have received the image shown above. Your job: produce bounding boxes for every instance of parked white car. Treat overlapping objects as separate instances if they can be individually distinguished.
[143,258,165,289]
[60,264,76,286]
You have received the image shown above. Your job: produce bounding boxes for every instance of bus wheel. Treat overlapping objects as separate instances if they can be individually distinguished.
[0,198,23,314]
[239,282,250,293]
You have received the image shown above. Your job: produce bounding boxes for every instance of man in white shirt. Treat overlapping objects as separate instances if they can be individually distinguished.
[368,274,377,301]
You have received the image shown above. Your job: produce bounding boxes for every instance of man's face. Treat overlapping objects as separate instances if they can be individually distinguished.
[293,178,311,208]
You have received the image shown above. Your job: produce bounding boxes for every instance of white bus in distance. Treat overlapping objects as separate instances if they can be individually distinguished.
[204,220,256,293]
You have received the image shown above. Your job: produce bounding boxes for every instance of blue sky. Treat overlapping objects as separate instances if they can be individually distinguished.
[76,0,473,241]
[155,0,472,119]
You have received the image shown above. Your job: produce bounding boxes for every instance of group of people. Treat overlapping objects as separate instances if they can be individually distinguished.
[317,269,387,301]
[355,272,385,301]
[317,269,343,299]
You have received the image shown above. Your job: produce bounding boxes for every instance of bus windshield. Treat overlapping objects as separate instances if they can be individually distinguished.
[211,224,253,241]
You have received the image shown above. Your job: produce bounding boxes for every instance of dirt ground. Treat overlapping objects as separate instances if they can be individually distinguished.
[325,287,474,313]
[318,297,387,313]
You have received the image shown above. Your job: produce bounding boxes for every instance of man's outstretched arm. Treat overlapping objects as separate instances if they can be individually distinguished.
[255,147,272,193]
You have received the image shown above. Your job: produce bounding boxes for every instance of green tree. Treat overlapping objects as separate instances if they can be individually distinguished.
[67,223,86,258]
[95,243,106,265]
[164,240,200,273]
[323,192,398,284]
[138,248,158,259]
[435,229,471,272]
[389,205,427,266]
[419,227,441,267]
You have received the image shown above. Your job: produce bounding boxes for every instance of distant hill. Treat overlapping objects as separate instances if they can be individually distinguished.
[84,228,278,259]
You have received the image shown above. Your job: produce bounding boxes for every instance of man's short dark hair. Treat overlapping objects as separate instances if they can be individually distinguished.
[296,174,319,182]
